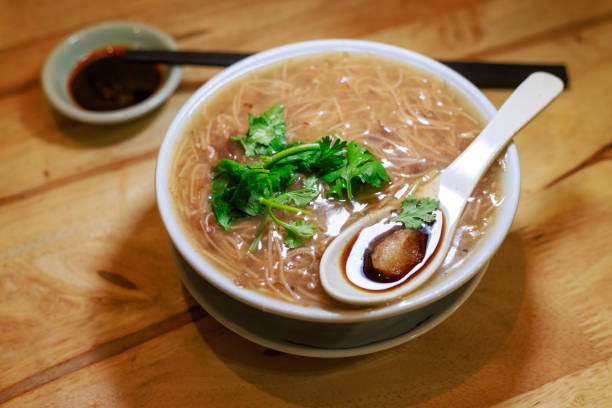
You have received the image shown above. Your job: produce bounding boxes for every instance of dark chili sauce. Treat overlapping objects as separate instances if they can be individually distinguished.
[69,46,163,111]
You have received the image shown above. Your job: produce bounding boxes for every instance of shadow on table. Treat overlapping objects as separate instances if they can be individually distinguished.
[22,90,159,148]
[190,232,529,407]
[86,203,526,407]
[27,77,209,149]
[48,112,157,148]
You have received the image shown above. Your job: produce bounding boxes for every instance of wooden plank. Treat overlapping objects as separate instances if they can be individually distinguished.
[0,159,195,389]
[0,0,161,50]
[479,20,612,193]
[1,159,609,407]
[0,0,475,94]
[0,88,190,200]
[365,0,612,59]
[1,0,611,405]
[1,0,611,201]
[492,358,612,407]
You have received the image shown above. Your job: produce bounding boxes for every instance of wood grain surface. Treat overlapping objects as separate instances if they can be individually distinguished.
[1,0,611,406]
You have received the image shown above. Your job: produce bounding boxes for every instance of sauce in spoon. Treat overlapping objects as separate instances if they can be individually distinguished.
[342,210,443,291]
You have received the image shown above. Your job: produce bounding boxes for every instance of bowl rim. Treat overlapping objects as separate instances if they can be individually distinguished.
[41,20,182,125]
[156,39,520,323]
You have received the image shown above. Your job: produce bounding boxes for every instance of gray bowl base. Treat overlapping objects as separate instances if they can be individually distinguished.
[171,244,486,358]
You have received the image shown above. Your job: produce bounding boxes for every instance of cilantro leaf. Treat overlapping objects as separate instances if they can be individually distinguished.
[391,194,440,229]
[232,104,287,156]
[248,213,270,252]
[283,220,317,248]
[321,141,390,199]
[313,135,347,172]
[273,149,320,170]
[274,175,319,208]
[327,178,346,198]
[211,173,230,199]
[355,160,389,187]
[210,197,234,230]
[269,135,347,173]
[267,207,317,248]
[209,155,314,246]
[302,174,318,189]
[267,164,297,192]
[215,158,247,181]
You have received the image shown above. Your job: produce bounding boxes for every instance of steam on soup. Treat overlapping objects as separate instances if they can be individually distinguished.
[171,53,505,306]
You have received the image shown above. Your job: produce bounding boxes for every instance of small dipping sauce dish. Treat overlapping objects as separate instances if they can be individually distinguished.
[42,21,182,125]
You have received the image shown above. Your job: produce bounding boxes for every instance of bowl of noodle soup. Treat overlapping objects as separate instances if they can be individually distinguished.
[156,40,519,352]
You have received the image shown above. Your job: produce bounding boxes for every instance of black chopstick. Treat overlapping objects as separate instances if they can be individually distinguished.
[438,61,568,88]
[124,50,251,67]
[122,50,569,88]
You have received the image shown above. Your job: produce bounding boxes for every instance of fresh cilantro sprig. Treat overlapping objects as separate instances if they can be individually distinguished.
[267,208,317,249]
[321,141,390,200]
[269,135,347,173]
[210,104,391,250]
[264,135,388,200]
[246,176,320,251]
[211,162,318,249]
[392,194,440,229]
[231,104,287,156]
[273,175,320,207]
[211,159,306,219]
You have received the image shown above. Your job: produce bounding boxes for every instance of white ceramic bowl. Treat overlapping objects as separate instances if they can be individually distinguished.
[42,21,182,124]
[156,40,520,329]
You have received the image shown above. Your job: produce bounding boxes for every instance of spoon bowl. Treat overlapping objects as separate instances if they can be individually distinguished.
[320,72,564,305]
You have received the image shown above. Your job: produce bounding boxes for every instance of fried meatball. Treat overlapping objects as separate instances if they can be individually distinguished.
[370,229,427,278]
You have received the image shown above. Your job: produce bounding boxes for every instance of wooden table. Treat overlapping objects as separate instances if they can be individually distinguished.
[1,1,610,406]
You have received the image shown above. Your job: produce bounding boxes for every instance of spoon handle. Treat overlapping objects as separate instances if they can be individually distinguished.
[440,72,564,221]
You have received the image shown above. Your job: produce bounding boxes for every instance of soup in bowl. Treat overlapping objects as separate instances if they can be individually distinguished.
[156,40,519,335]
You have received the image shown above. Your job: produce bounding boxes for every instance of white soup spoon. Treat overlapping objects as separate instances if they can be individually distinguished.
[319,72,564,305]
